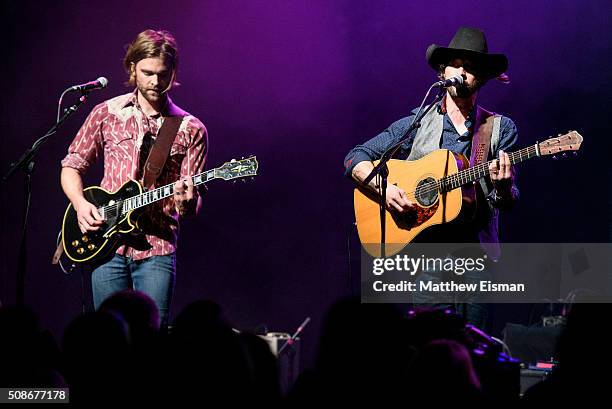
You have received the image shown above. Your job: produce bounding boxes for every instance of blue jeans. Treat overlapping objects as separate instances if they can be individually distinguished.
[91,253,176,327]
[412,259,489,330]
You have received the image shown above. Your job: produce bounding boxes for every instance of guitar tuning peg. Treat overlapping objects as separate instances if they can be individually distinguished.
[231,159,236,162]
[552,155,558,160]
[562,153,568,158]
[573,151,578,156]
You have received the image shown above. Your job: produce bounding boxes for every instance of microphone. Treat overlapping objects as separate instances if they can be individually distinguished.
[433,74,465,88]
[68,77,108,92]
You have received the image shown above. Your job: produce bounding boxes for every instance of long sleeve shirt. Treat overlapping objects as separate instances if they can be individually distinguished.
[61,90,207,260]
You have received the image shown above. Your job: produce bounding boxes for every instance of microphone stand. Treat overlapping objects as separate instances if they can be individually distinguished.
[2,90,91,305]
[278,316,311,356]
[363,85,446,258]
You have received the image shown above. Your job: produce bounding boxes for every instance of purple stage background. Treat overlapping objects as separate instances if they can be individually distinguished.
[1,0,610,368]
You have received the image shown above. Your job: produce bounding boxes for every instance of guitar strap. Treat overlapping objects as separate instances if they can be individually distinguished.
[468,108,495,221]
[120,115,183,256]
[469,107,494,167]
[142,115,183,189]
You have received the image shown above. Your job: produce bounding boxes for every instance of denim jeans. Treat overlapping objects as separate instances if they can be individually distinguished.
[412,257,489,330]
[91,253,176,327]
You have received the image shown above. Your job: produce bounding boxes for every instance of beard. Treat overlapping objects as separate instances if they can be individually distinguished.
[137,84,165,105]
[448,77,482,98]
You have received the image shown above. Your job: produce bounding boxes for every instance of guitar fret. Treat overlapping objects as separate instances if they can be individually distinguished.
[115,160,253,213]
[445,144,543,193]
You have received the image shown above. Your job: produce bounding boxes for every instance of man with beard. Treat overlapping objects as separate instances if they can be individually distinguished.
[61,30,207,328]
[344,27,519,328]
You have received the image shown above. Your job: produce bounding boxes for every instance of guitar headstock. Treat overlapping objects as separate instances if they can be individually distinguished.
[215,156,259,181]
[538,131,583,157]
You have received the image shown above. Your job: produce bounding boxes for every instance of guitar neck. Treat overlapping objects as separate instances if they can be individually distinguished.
[440,144,540,192]
[121,169,217,213]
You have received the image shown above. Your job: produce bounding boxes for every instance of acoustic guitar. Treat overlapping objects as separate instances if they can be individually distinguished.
[354,132,583,256]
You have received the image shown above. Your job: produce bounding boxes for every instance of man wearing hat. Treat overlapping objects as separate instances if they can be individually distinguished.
[344,27,519,328]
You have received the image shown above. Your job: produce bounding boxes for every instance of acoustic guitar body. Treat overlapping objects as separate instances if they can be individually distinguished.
[354,149,476,257]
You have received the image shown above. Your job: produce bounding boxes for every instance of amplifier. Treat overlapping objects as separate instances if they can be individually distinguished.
[520,368,550,396]
[503,323,562,364]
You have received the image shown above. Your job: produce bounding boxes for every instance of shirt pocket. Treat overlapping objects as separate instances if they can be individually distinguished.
[115,135,134,145]
[105,131,135,159]
[104,116,136,146]
[105,128,134,147]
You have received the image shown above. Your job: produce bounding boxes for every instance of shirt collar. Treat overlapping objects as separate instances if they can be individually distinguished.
[121,89,139,109]
[438,94,477,121]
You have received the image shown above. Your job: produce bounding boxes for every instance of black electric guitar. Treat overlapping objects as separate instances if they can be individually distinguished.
[61,156,258,264]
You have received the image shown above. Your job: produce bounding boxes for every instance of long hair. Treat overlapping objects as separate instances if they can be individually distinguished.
[123,29,180,88]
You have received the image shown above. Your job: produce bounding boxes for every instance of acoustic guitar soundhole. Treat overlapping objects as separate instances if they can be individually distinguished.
[415,177,439,207]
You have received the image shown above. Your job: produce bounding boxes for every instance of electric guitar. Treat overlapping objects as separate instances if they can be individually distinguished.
[61,156,258,264]
[354,131,583,257]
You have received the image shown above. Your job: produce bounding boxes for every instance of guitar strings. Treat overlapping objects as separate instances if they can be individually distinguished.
[98,176,208,216]
[396,147,537,198]
[96,146,539,215]
[96,162,251,215]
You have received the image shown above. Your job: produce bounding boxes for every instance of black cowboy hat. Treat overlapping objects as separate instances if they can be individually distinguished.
[426,27,508,79]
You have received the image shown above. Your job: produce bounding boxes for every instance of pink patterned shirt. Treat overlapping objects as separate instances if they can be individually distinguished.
[61,91,207,260]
